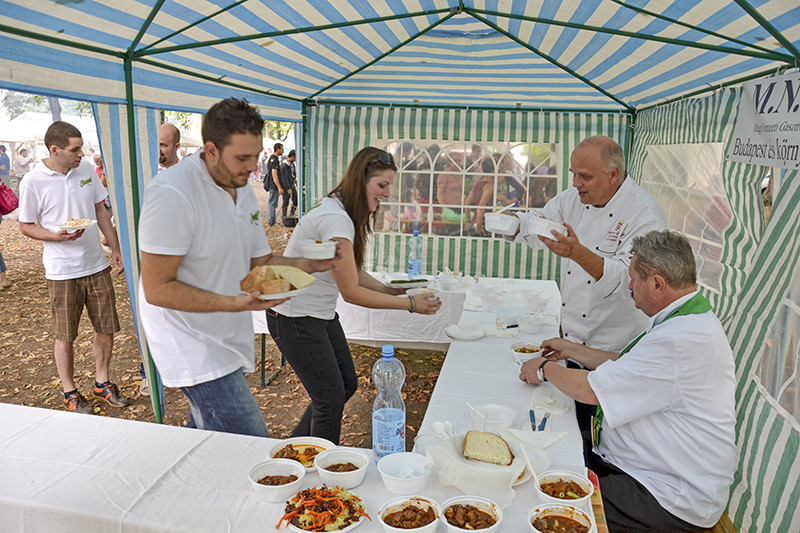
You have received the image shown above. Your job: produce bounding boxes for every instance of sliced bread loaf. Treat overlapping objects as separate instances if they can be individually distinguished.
[462,430,514,466]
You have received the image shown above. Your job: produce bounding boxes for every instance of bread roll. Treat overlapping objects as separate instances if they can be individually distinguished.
[462,430,514,466]
[240,265,315,294]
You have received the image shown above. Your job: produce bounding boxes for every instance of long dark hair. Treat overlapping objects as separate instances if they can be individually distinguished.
[329,147,396,267]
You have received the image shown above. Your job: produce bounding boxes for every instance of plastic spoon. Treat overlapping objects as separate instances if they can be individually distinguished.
[519,443,541,489]
[493,200,517,215]
[466,402,488,432]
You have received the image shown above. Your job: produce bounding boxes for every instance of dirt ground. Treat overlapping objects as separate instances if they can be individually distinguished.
[0,180,445,449]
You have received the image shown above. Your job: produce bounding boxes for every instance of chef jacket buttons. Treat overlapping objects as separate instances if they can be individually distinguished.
[609,213,613,217]
[562,302,566,306]
[564,332,569,337]
[582,314,586,318]
[567,270,571,275]
[587,280,591,284]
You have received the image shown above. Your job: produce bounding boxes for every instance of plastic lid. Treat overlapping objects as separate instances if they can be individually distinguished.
[381,344,395,358]
[413,230,419,237]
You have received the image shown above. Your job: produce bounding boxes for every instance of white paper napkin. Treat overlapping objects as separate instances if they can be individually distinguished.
[501,427,568,450]
[530,383,571,414]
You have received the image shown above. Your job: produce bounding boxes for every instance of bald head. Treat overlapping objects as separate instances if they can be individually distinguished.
[159,124,181,168]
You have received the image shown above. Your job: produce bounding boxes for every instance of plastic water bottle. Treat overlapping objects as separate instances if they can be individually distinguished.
[408,229,422,280]
[372,344,406,462]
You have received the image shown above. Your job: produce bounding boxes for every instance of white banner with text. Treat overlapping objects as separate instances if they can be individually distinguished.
[727,71,800,170]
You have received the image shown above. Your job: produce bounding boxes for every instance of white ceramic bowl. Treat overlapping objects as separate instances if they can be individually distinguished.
[407,287,441,301]
[528,503,593,533]
[378,495,441,533]
[377,452,430,494]
[247,458,306,503]
[268,436,336,472]
[440,495,503,533]
[484,212,519,235]
[313,447,369,489]
[301,239,337,260]
[468,403,516,432]
[535,470,595,509]
[529,217,568,240]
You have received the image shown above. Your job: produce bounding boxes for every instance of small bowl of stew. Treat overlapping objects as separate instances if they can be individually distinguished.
[535,470,594,508]
[528,503,593,533]
[378,495,441,532]
[440,495,503,532]
[313,447,369,489]
[248,458,306,502]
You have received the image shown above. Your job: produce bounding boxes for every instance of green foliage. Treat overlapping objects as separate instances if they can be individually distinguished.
[265,120,293,141]
[522,143,556,171]
[163,110,197,131]
[2,91,93,119]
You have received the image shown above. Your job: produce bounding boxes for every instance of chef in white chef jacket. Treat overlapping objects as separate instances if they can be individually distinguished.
[513,135,667,352]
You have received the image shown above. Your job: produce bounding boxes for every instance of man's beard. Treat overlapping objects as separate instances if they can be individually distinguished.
[159,153,167,164]
[209,158,243,188]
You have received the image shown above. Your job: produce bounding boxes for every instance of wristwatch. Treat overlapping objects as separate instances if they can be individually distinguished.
[536,359,552,382]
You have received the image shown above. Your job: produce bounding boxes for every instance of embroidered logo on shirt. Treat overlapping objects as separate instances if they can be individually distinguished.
[80,178,92,187]
[597,219,625,253]
[250,212,260,224]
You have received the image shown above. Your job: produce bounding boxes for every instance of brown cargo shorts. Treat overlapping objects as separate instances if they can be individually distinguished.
[47,267,120,342]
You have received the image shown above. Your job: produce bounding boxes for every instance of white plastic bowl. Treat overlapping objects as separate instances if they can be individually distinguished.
[535,470,595,509]
[484,212,519,235]
[471,283,498,299]
[518,313,548,335]
[268,436,336,472]
[528,503,593,533]
[378,495,441,533]
[301,239,336,260]
[440,495,503,533]
[529,217,568,240]
[247,458,306,503]
[407,287,441,301]
[313,447,369,489]
[437,276,462,291]
[510,341,543,360]
[468,403,516,432]
[377,452,430,494]
[526,296,549,313]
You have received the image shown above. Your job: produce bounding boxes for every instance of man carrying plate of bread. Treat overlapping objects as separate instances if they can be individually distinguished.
[138,98,337,438]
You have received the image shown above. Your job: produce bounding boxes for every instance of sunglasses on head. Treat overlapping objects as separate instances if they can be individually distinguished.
[368,151,395,167]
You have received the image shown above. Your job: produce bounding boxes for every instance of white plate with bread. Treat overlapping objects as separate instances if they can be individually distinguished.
[240,265,316,300]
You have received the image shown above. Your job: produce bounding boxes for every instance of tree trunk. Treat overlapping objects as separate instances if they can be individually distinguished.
[47,97,62,122]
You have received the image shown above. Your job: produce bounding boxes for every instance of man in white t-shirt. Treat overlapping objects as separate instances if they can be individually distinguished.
[18,121,127,414]
[158,123,180,170]
[519,230,736,532]
[138,97,336,437]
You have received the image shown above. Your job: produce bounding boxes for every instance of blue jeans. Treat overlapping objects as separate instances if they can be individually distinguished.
[267,188,280,226]
[180,370,269,437]
[266,311,357,444]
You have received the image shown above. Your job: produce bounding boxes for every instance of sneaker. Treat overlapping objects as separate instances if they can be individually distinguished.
[64,390,93,414]
[139,377,150,395]
[91,381,129,407]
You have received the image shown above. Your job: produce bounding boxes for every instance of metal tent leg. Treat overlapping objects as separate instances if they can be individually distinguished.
[260,333,287,387]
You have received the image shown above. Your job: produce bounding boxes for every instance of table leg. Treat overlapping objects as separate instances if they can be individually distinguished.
[259,333,287,387]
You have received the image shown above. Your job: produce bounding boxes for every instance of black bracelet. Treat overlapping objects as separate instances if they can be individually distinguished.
[407,294,416,313]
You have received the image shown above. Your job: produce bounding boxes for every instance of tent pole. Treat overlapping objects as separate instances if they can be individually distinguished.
[301,100,311,213]
[124,55,163,424]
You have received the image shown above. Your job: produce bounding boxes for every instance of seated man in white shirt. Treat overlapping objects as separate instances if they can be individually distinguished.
[519,230,736,533]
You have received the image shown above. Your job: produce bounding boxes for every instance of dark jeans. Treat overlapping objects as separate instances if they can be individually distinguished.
[266,310,357,444]
[281,186,297,218]
[179,370,269,437]
[267,187,279,226]
[581,417,704,532]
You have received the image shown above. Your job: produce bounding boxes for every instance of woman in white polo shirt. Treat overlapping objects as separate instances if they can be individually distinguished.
[267,147,441,444]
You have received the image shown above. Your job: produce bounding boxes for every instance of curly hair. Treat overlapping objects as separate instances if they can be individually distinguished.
[201,98,264,149]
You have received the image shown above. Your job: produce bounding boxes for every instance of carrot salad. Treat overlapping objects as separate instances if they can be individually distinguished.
[276,485,371,531]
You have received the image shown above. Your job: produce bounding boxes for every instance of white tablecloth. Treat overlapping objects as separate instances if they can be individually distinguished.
[1,281,588,532]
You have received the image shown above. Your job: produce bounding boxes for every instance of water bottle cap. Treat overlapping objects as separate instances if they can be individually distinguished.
[413,230,419,237]
[381,344,395,358]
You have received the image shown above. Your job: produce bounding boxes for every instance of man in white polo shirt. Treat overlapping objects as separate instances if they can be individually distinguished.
[520,230,736,532]
[138,97,335,437]
[18,121,127,414]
